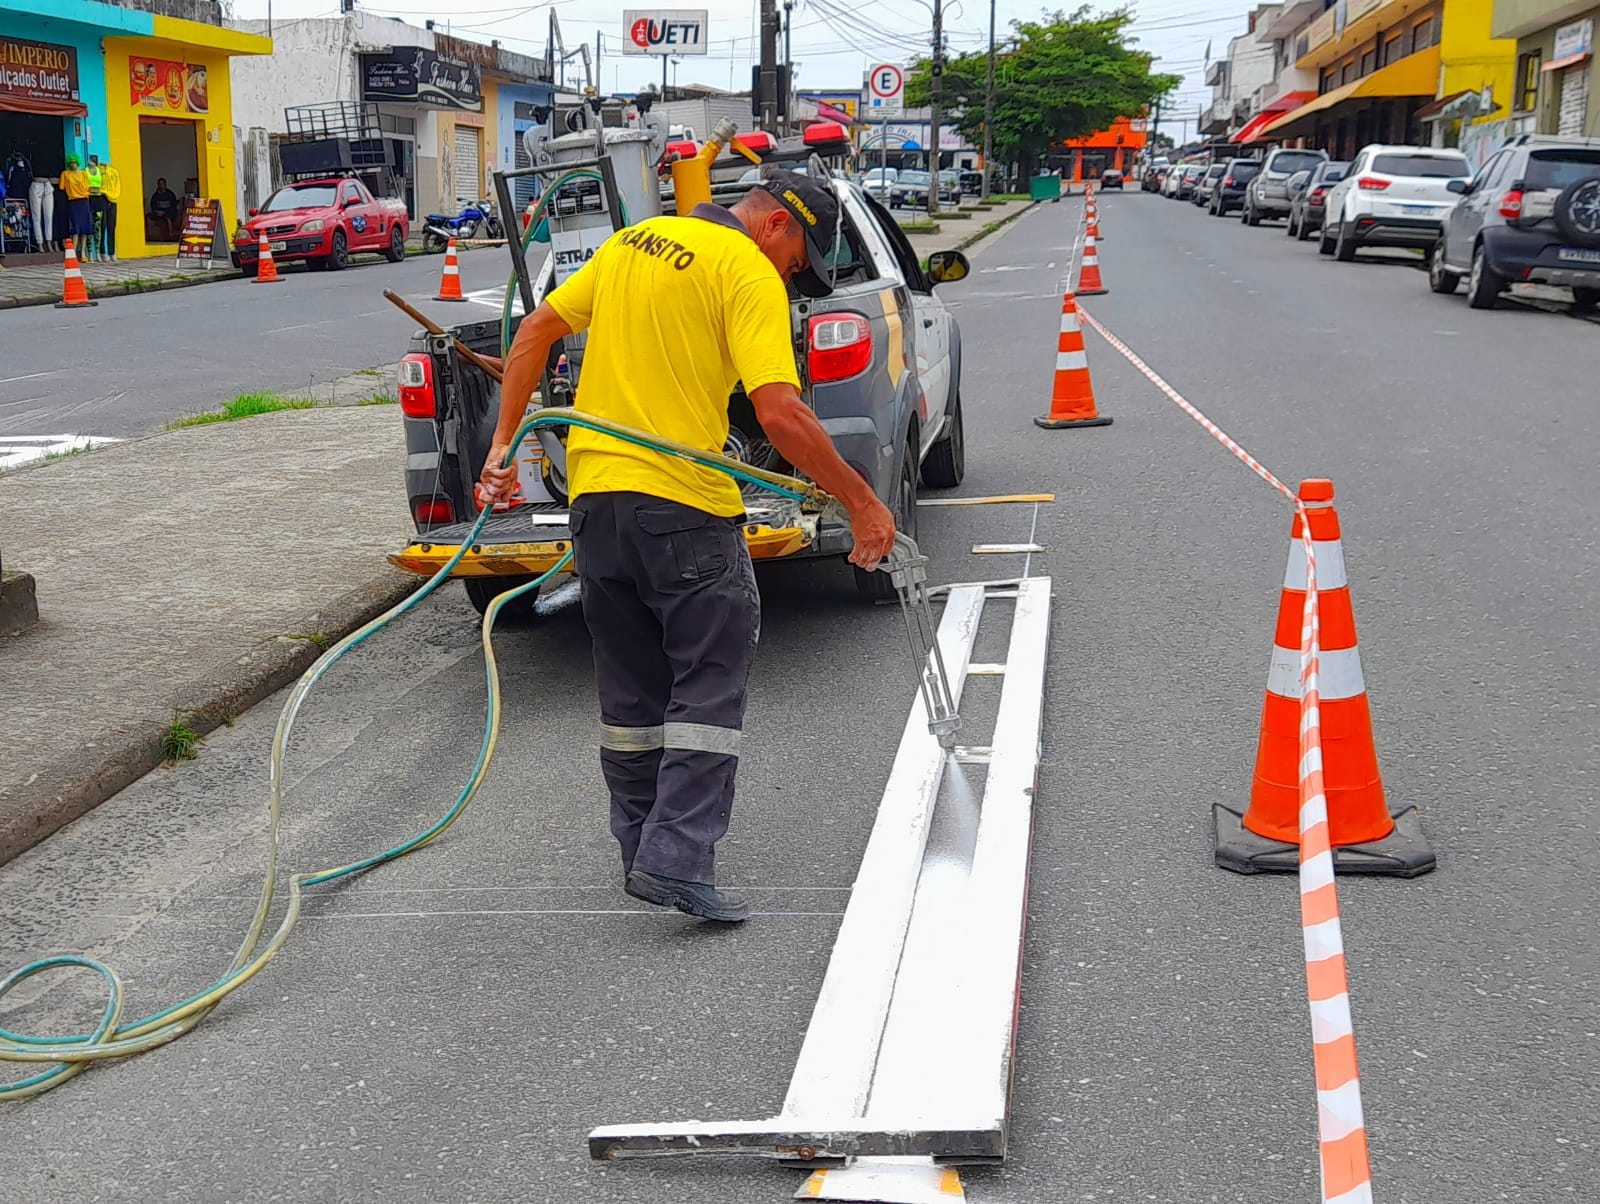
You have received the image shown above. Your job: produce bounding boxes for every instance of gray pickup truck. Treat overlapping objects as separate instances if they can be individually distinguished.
[388,169,970,611]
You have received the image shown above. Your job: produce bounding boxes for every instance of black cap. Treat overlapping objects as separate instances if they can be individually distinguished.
[759,168,840,298]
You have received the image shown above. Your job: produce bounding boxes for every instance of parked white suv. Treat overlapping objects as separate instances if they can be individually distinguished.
[1319,144,1470,261]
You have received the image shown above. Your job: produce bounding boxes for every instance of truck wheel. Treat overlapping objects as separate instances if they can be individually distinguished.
[1572,286,1600,311]
[1318,223,1335,255]
[327,230,350,271]
[1245,201,1262,227]
[464,576,542,621]
[384,226,406,263]
[921,391,965,489]
[854,440,917,603]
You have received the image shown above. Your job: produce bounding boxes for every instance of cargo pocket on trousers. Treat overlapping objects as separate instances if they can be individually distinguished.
[635,503,729,585]
[567,505,589,575]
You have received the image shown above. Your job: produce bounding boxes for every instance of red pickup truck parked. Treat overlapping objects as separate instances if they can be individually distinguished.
[233,176,409,274]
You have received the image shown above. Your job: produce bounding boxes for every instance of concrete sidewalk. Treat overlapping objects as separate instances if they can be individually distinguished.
[0,407,416,863]
[0,255,240,308]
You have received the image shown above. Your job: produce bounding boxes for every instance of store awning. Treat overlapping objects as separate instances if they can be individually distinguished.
[0,95,87,117]
[1263,46,1441,138]
[1232,90,1318,144]
[1543,50,1592,72]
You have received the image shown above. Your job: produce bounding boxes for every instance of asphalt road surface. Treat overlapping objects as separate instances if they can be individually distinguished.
[0,247,535,439]
[2,195,1596,1202]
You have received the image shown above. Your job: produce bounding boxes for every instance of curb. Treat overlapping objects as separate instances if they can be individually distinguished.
[952,200,1039,253]
[0,267,243,310]
[0,568,419,867]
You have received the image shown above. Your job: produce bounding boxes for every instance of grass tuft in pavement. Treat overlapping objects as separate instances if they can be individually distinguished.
[161,716,200,762]
[357,393,398,406]
[164,392,316,430]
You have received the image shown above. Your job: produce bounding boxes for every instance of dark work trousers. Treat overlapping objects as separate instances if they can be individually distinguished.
[568,491,760,885]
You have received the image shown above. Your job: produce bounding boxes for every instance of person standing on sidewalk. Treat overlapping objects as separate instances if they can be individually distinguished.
[86,157,107,263]
[97,157,121,262]
[478,170,895,922]
[59,157,92,257]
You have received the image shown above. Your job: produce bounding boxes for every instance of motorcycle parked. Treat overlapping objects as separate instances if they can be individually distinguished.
[421,199,502,253]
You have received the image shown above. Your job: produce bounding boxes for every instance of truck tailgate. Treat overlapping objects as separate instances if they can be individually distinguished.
[390,496,825,579]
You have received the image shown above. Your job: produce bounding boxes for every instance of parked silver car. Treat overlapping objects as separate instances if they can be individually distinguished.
[1243,148,1328,225]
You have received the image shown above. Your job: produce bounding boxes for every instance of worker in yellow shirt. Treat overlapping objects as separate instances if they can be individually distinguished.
[97,157,122,262]
[479,170,895,922]
[59,156,94,258]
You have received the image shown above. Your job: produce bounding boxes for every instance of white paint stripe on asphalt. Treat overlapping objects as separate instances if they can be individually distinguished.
[299,908,846,919]
[0,371,60,385]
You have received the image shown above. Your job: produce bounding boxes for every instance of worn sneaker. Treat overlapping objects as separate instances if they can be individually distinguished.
[625,870,750,922]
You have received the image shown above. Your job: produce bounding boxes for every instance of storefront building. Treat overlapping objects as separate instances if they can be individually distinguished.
[1494,1,1599,137]
[1263,0,1515,164]
[1060,116,1150,179]
[0,0,268,259]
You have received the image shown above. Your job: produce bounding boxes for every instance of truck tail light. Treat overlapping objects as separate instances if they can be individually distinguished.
[1224,176,1236,188]
[412,498,454,525]
[1498,189,1524,219]
[398,353,437,418]
[1310,186,1328,203]
[1357,176,1390,190]
[808,313,873,383]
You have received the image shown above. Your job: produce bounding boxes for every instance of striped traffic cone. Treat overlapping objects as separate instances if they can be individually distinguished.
[1086,207,1104,243]
[54,239,97,309]
[1214,478,1434,876]
[1076,230,1107,296]
[1033,292,1111,430]
[253,230,280,284]
[435,235,467,302]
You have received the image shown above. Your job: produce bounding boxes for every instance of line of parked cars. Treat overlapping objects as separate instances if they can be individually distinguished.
[1144,134,1600,312]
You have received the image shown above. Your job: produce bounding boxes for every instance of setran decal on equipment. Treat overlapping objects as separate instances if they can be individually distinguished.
[621,9,710,56]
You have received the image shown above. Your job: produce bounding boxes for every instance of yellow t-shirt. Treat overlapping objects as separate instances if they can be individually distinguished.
[99,165,122,202]
[60,169,90,200]
[545,207,801,518]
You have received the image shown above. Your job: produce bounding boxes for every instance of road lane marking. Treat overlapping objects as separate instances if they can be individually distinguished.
[0,371,60,386]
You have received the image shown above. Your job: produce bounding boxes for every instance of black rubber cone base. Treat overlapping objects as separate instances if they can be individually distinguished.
[1075,287,1108,296]
[1034,414,1113,430]
[1213,804,1436,878]
[54,299,97,308]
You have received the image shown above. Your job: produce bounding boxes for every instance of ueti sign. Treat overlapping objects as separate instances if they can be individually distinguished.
[0,35,84,117]
[622,10,709,56]
[867,62,904,115]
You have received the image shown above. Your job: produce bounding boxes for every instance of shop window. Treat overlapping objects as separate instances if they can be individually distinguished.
[1321,66,1340,93]
[1412,16,1435,50]
[1516,50,1542,112]
[1381,32,1406,66]
[1360,49,1377,76]
[1342,59,1358,85]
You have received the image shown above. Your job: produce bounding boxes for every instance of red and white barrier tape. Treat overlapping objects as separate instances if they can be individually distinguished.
[1077,304,1374,1204]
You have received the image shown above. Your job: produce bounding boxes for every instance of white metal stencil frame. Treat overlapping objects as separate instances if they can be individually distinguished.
[588,576,1051,1187]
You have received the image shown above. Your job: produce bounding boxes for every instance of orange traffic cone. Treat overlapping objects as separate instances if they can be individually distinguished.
[1215,479,1434,876]
[54,239,97,309]
[253,230,280,284]
[1086,207,1104,243]
[435,235,467,302]
[1034,292,1112,430]
[1076,230,1107,296]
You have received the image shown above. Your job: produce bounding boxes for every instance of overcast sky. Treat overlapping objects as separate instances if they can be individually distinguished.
[233,0,1245,137]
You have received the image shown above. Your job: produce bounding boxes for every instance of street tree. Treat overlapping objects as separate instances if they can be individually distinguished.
[906,8,1179,178]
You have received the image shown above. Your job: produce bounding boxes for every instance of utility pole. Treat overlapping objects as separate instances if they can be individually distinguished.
[758,0,780,134]
[928,0,944,216]
[782,0,794,135]
[981,0,995,200]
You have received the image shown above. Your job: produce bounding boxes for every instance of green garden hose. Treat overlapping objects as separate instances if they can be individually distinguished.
[0,410,832,1102]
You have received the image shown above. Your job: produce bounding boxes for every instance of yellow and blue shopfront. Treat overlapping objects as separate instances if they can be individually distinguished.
[0,0,268,260]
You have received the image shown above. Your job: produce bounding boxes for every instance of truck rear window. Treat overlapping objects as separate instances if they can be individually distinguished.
[1525,149,1600,191]
[1371,153,1468,178]
[1230,162,1261,179]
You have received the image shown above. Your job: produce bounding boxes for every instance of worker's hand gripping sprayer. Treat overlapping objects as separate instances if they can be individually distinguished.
[0,410,958,1101]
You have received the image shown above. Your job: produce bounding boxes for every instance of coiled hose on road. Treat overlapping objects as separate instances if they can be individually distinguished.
[0,410,837,1102]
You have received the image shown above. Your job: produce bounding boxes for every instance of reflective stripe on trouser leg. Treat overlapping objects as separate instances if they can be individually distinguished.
[571,495,675,874]
[633,517,760,886]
